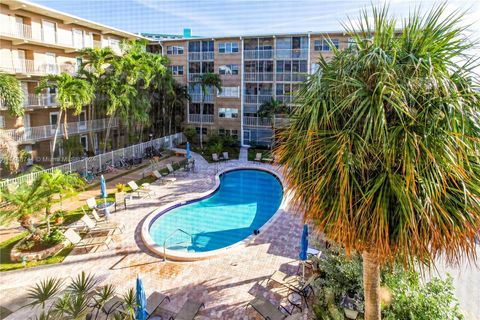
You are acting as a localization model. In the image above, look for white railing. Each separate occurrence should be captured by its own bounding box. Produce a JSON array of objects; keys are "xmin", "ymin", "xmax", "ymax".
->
[
  {"xmin": 189, "ymin": 93, "xmax": 214, "ymax": 103},
  {"xmin": 275, "ymin": 49, "xmax": 309, "ymax": 59},
  {"xmin": 243, "ymin": 72, "xmax": 274, "ymax": 82},
  {"xmin": 244, "ymin": 94, "xmax": 273, "ymax": 104},
  {"xmin": 188, "ymin": 114, "xmax": 214, "ymax": 124},
  {"xmin": 188, "ymin": 73, "xmax": 202, "ymax": 81},
  {"xmin": 244, "ymin": 50, "xmax": 273, "ymax": 60},
  {"xmin": 276, "ymin": 95, "xmax": 294, "ymax": 103},
  {"xmin": 276, "ymin": 72, "xmax": 308, "ymax": 82},
  {"xmin": 187, "ymin": 52, "xmax": 214, "ymax": 61},
  {"xmin": 0, "ymin": 59, "xmax": 77, "ymax": 76},
  {"xmin": 273, "ymin": 115, "xmax": 290, "ymax": 128},
  {"xmin": 243, "ymin": 116, "xmax": 272, "ymax": 127},
  {"xmin": 0, "ymin": 118, "xmax": 118, "ymax": 143},
  {"xmin": 0, "ymin": 132, "xmax": 185, "ymax": 189},
  {"xmin": 0, "ymin": 22, "xmax": 73, "ymax": 47},
  {"xmin": 23, "ymin": 93, "xmax": 57, "ymax": 107}
]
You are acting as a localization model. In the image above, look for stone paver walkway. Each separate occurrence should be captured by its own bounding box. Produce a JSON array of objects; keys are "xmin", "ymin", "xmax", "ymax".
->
[{"xmin": 239, "ymin": 147, "xmax": 249, "ymax": 162}]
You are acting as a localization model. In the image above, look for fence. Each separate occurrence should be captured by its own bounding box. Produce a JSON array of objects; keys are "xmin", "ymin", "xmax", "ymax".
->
[{"xmin": 0, "ymin": 132, "xmax": 185, "ymax": 189}]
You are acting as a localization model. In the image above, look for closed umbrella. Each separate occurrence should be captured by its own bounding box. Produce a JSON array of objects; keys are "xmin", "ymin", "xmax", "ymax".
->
[
  {"xmin": 186, "ymin": 142, "xmax": 191, "ymax": 160},
  {"xmin": 100, "ymin": 175, "xmax": 110, "ymax": 219},
  {"xmin": 136, "ymin": 274, "xmax": 148, "ymax": 320},
  {"xmin": 299, "ymin": 224, "xmax": 309, "ymax": 281}
]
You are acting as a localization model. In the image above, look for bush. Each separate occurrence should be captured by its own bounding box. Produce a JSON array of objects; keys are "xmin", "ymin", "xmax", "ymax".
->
[
  {"xmin": 116, "ymin": 183, "xmax": 126, "ymax": 192},
  {"xmin": 42, "ymin": 228, "xmax": 65, "ymax": 247},
  {"xmin": 184, "ymin": 127, "xmax": 196, "ymax": 143}
]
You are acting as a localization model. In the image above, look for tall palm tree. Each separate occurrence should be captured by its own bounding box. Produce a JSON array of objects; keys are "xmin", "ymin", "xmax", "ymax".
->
[
  {"xmin": 194, "ymin": 73, "xmax": 222, "ymax": 149},
  {"xmin": 0, "ymin": 133, "xmax": 19, "ymax": 176},
  {"xmin": 275, "ymin": 5, "xmax": 480, "ymax": 320},
  {"xmin": 36, "ymin": 73, "xmax": 93, "ymax": 165},
  {"xmin": 0, "ymin": 72, "xmax": 24, "ymax": 116}
]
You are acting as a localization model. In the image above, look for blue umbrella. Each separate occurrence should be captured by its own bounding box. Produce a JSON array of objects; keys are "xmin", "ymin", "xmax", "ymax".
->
[
  {"xmin": 100, "ymin": 175, "xmax": 110, "ymax": 219},
  {"xmin": 186, "ymin": 142, "xmax": 191, "ymax": 160},
  {"xmin": 299, "ymin": 224, "xmax": 309, "ymax": 280},
  {"xmin": 135, "ymin": 275, "xmax": 148, "ymax": 320}
]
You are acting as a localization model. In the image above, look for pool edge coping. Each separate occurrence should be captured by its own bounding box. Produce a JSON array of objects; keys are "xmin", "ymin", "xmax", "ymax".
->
[{"xmin": 140, "ymin": 164, "xmax": 290, "ymax": 262}]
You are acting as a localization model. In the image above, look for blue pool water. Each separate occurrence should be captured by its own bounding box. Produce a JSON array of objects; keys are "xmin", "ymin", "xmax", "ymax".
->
[{"xmin": 149, "ymin": 169, "xmax": 283, "ymax": 253}]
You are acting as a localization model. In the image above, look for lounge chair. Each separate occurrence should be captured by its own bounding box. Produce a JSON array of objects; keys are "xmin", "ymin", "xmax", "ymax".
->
[
  {"xmin": 91, "ymin": 209, "xmax": 125, "ymax": 232},
  {"xmin": 114, "ymin": 192, "xmax": 127, "ymax": 211},
  {"xmin": 81, "ymin": 214, "xmax": 121, "ymax": 235},
  {"xmin": 152, "ymin": 170, "xmax": 176, "ymax": 183},
  {"xmin": 168, "ymin": 299, "xmax": 204, "ymax": 320},
  {"xmin": 212, "ymin": 153, "xmax": 219, "ymax": 162},
  {"xmin": 127, "ymin": 181, "xmax": 154, "ymax": 198},
  {"xmin": 222, "ymin": 152, "xmax": 229, "ymax": 161},
  {"xmin": 254, "ymin": 153, "xmax": 262, "ymax": 162},
  {"xmin": 248, "ymin": 296, "xmax": 302, "ymax": 320},
  {"xmin": 86, "ymin": 197, "xmax": 97, "ymax": 210},
  {"xmin": 269, "ymin": 271, "xmax": 317, "ymax": 306},
  {"xmin": 64, "ymin": 228, "xmax": 113, "ymax": 253}
]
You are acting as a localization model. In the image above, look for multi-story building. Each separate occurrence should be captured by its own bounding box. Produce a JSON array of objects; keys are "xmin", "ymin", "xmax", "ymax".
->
[
  {"xmin": 0, "ymin": 0, "xmax": 143, "ymax": 163},
  {"xmin": 151, "ymin": 31, "xmax": 350, "ymax": 146}
]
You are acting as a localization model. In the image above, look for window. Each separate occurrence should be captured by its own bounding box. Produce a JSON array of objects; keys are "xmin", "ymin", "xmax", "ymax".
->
[
  {"xmin": 218, "ymin": 108, "xmax": 239, "ymax": 118},
  {"xmin": 0, "ymin": 115, "xmax": 4, "ymax": 128},
  {"xmin": 195, "ymin": 127, "xmax": 207, "ymax": 134},
  {"xmin": 219, "ymin": 42, "xmax": 239, "ymax": 53},
  {"xmin": 314, "ymin": 39, "xmax": 340, "ymax": 51},
  {"xmin": 219, "ymin": 128, "xmax": 239, "ymax": 139},
  {"xmin": 169, "ymin": 65, "xmax": 184, "ymax": 75},
  {"xmin": 219, "ymin": 64, "xmax": 239, "ymax": 75},
  {"xmin": 311, "ymin": 63, "xmax": 319, "ymax": 73},
  {"xmin": 166, "ymin": 45, "xmax": 184, "ymax": 55},
  {"xmin": 202, "ymin": 40, "xmax": 214, "ymax": 52},
  {"xmin": 217, "ymin": 86, "xmax": 239, "ymax": 98}
]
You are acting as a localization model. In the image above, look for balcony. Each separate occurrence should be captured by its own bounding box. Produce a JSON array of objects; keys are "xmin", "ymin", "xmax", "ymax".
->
[
  {"xmin": 276, "ymin": 72, "xmax": 308, "ymax": 82},
  {"xmin": 189, "ymin": 93, "xmax": 215, "ymax": 103},
  {"xmin": 275, "ymin": 49, "xmax": 308, "ymax": 59},
  {"xmin": 188, "ymin": 114, "xmax": 214, "ymax": 124},
  {"xmin": 22, "ymin": 93, "xmax": 57, "ymax": 108},
  {"xmin": 0, "ymin": 59, "xmax": 77, "ymax": 76},
  {"xmin": 0, "ymin": 118, "xmax": 118, "ymax": 143},
  {"xmin": 243, "ymin": 116, "xmax": 272, "ymax": 127},
  {"xmin": 188, "ymin": 73, "xmax": 203, "ymax": 82},
  {"xmin": 1, "ymin": 22, "xmax": 74, "ymax": 49},
  {"xmin": 187, "ymin": 52, "xmax": 214, "ymax": 61},
  {"xmin": 243, "ymin": 73, "xmax": 274, "ymax": 82},
  {"xmin": 244, "ymin": 94, "xmax": 273, "ymax": 104},
  {"xmin": 243, "ymin": 50, "xmax": 273, "ymax": 60},
  {"xmin": 276, "ymin": 95, "xmax": 294, "ymax": 104}
]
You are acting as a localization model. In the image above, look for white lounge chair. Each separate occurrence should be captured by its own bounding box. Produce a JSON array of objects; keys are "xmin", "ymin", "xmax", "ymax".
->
[
  {"xmin": 91, "ymin": 209, "xmax": 125, "ymax": 233},
  {"xmin": 222, "ymin": 152, "xmax": 229, "ymax": 161},
  {"xmin": 86, "ymin": 197, "xmax": 97, "ymax": 210},
  {"xmin": 64, "ymin": 228, "xmax": 113, "ymax": 253},
  {"xmin": 212, "ymin": 153, "xmax": 219, "ymax": 162},
  {"xmin": 127, "ymin": 181, "xmax": 154, "ymax": 198},
  {"xmin": 114, "ymin": 192, "xmax": 127, "ymax": 211},
  {"xmin": 254, "ymin": 153, "xmax": 262, "ymax": 162},
  {"xmin": 80, "ymin": 214, "xmax": 121, "ymax": 235},
  {"xmin": 152, "ymin": 170, "xmax": 176, "ymax": 183}
]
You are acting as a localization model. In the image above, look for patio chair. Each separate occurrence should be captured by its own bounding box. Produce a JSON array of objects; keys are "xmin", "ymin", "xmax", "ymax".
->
[
  {"xmin": 63, "ymin": 228, "xmax": 113, "ymax": 253},
  {"xmin": 248, "ymin": 295, "xmax": 302, "ymax": 320},
  {"xmin": 152, "ymin": 170, "xmax": 176, "ymax": 183},
  {"xmin": 269, "ymin": 271, "xmax": 317, "ymax": 306},
  {"xmin": 254, "ymin": 153, "xmax": 262, "ymax": 162},
  {"xmin": 114, "ymin": 192, "xmax": 127, "ymax": 211},
  {"xmin": 223, "ymin": 152, "xmax": 229, "ymax": 161},
  {"xmin": 80, "ymin": 214, "xmax": 120, "ymax": 235},
  {"xmin": 212, "ymin": 153, "xmax": 219, "ymax": 162},
  {"xmin": 127, "ymin": 181, "xmax": 154, "ymax": 198},
  {"xmin": 168, "ymin": 299, "xmax": 205, "ymax": 320},
  {"xmin": 86, "ymin": 197, "xmax": 97, "ymax": 210},
  {"xmin": 91, "ymin": 209, "xmax": 125, "ymax": 233}
]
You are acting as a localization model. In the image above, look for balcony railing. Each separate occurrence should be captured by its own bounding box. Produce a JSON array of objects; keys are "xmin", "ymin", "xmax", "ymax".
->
[
  {"xmin": 0, "ymin": 59, "xmax": 77, "ymax": 76},
  {"xmin": 243, "ymin": 116, "xmax": 272, "ymax": 127},
  {"xmin": 276, "ymin": 95, "xmax": 294, "ymax": 104},
  {"xmin": 189, "ymin": 93, "xmax": 215, "ymax": 103},
  {"xmin": 1, "ymin": 22, "xmax": 73, "ymax": 47},
  {"xmin": 275, "ymin": 49, "xmax": 309, "ymax": 59},
  {"xmin": 0, "ymin": 118, "xmax": 118, "ymax": 143},
  {"xmin": 244, "ymin": 50, "xmax": 273, "ymax": 60},
  {"xmin": 276, "ymin": 72, "xmax": 308, "ymax": 82},
  {"xmin": 244, "ymin": 94, "xmax": 273, "ymax": 104},
  {"xmin": 188, "ymin": 73, "xmax": 203, "ymax": 82},
  {"xmin": 243, "ymin": 72, "xmax": 274, "ymax": 82},
  {"xmin": 22, "ymin": 93, "xmax": 57, "ymax": 108},
  {"xmin": 93, "ymin": 40, "xmax": 102, "ymax": 48},
  {"xmin": 188, "ymin": 52, "xmax": 214, "ymax": 61},
  {"xmin": 188, "ymin": 114, "xmax": 214, "ymax": 124}
]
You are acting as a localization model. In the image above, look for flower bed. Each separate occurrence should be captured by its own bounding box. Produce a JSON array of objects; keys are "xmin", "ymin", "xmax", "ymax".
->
[{"xmin": 10, "ymin": 237, "xmax": 70, "ymax": 262}]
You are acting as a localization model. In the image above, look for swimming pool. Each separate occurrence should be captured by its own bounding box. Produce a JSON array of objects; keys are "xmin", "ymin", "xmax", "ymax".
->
[{"xmin": 145, "ymin": 169, "xmax": 283, "ymax": 259}]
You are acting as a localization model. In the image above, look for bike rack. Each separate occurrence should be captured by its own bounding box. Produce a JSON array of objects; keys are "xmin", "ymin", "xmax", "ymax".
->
[{"xmin": 163, "ymin": 228, "xmax": 193, "ymax": 262}]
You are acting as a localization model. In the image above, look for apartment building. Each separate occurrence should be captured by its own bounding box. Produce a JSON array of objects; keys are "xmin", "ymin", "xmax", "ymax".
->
[
  {"xmin": 152, "ymin": 31, "xmax": 350, "ymax": 146},
  {"xmin": 0, "ymin": 0, "xmax": 142, "ymax": 163}
]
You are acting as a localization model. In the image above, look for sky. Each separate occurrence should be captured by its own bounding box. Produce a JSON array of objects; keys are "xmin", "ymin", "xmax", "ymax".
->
[{"xmin": 30, "ymin": 0, "xmax": 480, "ymax": 38}]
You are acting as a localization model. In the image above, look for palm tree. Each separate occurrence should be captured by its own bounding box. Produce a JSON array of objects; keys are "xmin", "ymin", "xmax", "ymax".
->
[
  {"xmin": 35, "ymin": 73, "xmax": 93, "ymax": 165},
  {"xmin": 275, "ymin": 5, "xmax": 480, "ymax": 320},
  {"xmin": 194, "ymin": 73, "xmax": 222, "ymax": 149},
  {"xmin": 0, "ymin": 133, "xmax": 19, "ymax": 176},
  {"xmin": 0, "ymin": 72, "xmax": 24, "ymax": 116}
]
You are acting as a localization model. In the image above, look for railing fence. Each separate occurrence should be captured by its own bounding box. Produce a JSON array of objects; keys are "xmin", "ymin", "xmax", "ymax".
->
[{"xmin": 0, "ymin": 132, "xmax": 185, "ymax": 189}]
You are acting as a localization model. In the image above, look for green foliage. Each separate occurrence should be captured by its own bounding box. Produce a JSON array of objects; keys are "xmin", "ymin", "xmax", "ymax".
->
[
  {"xmin": 258, "ymin": 99, "xmax": 289, "ymax": 120},
  {"xmin": 41, "ymin": 228, "xmax": 65, "ymax": 247},
  {"xmin": 183, "ymin": 127, "xmax": 197, "ymax": 143},
  {"xmin": 382, "ymin": 272, "xmax": 463, "ymax": 320},
  {"xmin": 0, "ymin": 72, "xmax": 24, "ymax": 116}
]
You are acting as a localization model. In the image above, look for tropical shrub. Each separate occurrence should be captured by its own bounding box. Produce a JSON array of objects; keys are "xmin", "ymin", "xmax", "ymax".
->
[{"xmin": 183, "ymin": 127, "xmax": 197, "ymax": 143}]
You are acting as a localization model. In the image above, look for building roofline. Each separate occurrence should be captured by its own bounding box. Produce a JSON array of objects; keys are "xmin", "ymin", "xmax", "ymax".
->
[
  {"xmin": 2, "ymin": 0, "xmax": 148, "ymax": 40},
  {"xmin": 149, "ymin": 30, "xmax": 349, "ymax": 43}
]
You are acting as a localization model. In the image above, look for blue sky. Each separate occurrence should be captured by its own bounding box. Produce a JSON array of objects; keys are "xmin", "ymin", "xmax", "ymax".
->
[{"xmin": 31, "ymin": 0, "xmax": 480, "ymax": 37}]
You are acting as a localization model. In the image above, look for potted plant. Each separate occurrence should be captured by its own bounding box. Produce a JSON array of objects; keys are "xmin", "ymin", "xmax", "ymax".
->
[
  {"xmin": 116, "ymin": 183, "xmax": 126, "ymax": 192},
  {"xmin": 53, "ymin": 210, "xmax": 66, "ymax": 225}
]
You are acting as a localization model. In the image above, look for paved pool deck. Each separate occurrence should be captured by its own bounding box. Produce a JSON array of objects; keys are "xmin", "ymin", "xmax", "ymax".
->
[{"xmin": 0, "ymin": 149, "xmax": 478, "ymax": 319}]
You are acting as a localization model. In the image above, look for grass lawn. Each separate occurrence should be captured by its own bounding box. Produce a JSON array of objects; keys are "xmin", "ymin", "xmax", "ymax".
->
[{"xmin": 248, "ymin": 148, "xmax": 273, "ymax": 161}]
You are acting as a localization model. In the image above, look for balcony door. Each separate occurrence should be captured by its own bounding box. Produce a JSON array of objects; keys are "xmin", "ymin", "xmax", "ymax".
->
[
  {"xmin": 21, "ymin": 82, "xmax": 28, "ymax": 106},
  {"xmin": 23, "ymin": 113, "xmax": 32, "ymax": 141},
  {"xmin": 50, "ymin": 111, "xmax": 59, "ymax": 135},
  {"xmin": 45, "ymin": 52, "xmax": 56, "ymax": 74},
  {"xmin": 73, "ymin": 29, "xmax": 83, "ymax": 49},
  {"xmin": 15, "ymin": 16, "xmax": 24, "ymax": 38},
  {"xmin": 80, "ymin": 135, "xmax": 88, "ymax": 151},
  {"xmin": 17, "ymin": 49, "xmax": 26, "ymax": 73},
  {"xmin": 78, "ymin": 111, "xmax": 87, "ymax": 130},
  {"xmin": 42, "ymin": 20, "xmax": 56, "ymax": 44}
]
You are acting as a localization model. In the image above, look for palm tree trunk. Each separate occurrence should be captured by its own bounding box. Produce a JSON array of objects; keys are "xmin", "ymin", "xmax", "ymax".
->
[
  {"xmin": 363, "ymin": 251, "xmax": 381, "ymax": 320},
  {"xmin": 50, "ymin": 109, "xmax": 63, "ymax": 166},
  {"xmin": 19, "ymin": 215, "xmax": 35, "ymax": 235},
  {"xmin": 87, "ymin": 102, "xmax": 94, "ymax": 154},
  {"xmin": 104, "ymin": 115, "xmax": 115, "ymax": 153},
  {"xmin": 199, "ymin": 100, "xmax": 204, "ymax": 149}
]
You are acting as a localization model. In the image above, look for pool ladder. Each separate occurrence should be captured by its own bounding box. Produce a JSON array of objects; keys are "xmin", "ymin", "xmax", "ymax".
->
[{"xmin": 163, "ymin": 228, "xmax": 193, "ymax": 262}]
